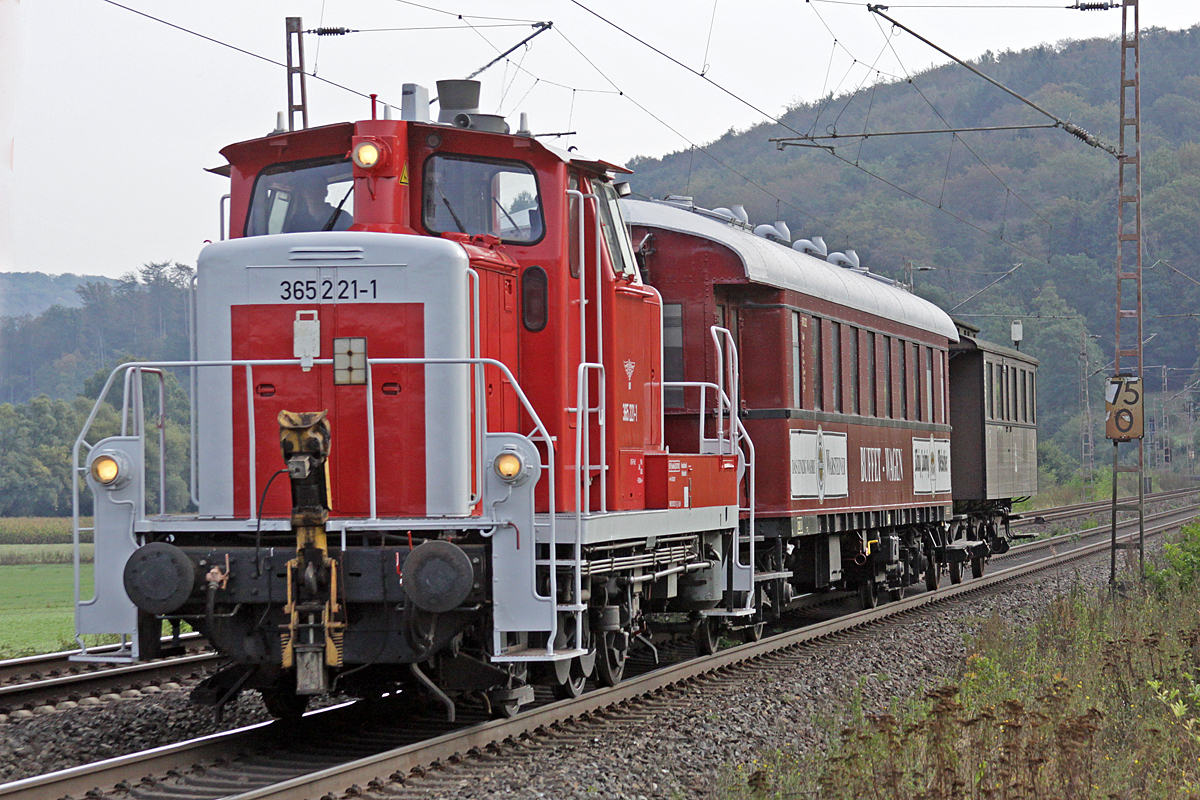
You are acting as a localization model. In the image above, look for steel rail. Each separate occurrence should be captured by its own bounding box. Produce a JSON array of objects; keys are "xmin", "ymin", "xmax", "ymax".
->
[
  {"xmin": 6, "ymin": 502, "xmax": 1193, "ymax": 800},
  {"xmin": 0, "ymin": 653, "xmax": 219, "ymax": 712},
  {"xmin": 1012, "ymin": 486, "xmax": 1195, "ymax": 527},
  {"xmin": 212, "ymin": 505, "xmax": 1200, "ymax": 800},
  {"xmin": 0, "ymin": 633, "xmax": 204, "ymax": 684}
]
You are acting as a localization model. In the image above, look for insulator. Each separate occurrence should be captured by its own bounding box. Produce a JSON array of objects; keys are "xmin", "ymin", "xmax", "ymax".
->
[
  {"xmin": 1073, "ymin": 2, "xmax": 1114, "ymax": 10},
  {"xmin": 310, "ymin": 27, "xmax": 351, "ymax": 36}
]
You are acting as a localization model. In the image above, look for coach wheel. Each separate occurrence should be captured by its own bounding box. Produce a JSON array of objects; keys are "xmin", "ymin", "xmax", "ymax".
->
[
  {"xmin": 595, "ymin": 629, "xmax": 628, "ymax": 687},
  {"xmin": 949, "ymin": 559, "xmax": 963, "ymax": 585},
  {"xmin": 858, "ymin": 578, "xmax": 879, "ymax": 610},
  {"xmin": 971, "ymin": 556, "xmax": 985, "ymax": 580},
  {"xmin": 741, "ymin": 583, "xmax": 768, "ymax": 643},
  {"xmin": 695, "ymin": 616, "xmax": 720, "ymax": 655},
  {"xmin": 925, "ymin": 555, "xmax": 940, "ymax": 592}
]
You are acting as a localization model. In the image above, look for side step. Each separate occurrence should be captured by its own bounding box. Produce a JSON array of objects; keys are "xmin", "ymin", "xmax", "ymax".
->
[{"xmin": 944, "ymin": 540, "xmax": 989, "ymax": 562}]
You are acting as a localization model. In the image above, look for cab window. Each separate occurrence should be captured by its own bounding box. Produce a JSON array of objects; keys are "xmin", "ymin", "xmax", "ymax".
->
[
  {"xmin": 594, "ymin": 182, "xmax": 639, "ymax": 280},
  {"xmin": 423, "ymin": 154, "xmax": 543, "ymax": 243},
  {"xmin": 246, "ymin": 157, "xmax": 354, "ymax": 236}
]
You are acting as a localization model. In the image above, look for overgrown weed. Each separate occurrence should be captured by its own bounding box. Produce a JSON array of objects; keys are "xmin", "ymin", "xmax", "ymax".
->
[{"xmin": 722, "ymin": 521, "xmax": 1200, "ymax": 799}]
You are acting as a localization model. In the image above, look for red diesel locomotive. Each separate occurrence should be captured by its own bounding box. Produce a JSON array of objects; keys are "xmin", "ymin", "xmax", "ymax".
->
[{"xmin": 71, "ymin": 79, "xmax": 1035, "ymax": 719}]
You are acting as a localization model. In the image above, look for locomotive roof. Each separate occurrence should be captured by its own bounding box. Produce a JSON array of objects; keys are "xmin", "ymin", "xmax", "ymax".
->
[{"xmin": 622, "ymin": 199, "xmax": 959, "ymax": 343}]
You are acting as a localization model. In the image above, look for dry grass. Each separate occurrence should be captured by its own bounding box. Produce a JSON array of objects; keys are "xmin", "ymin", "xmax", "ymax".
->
[
  {"xmin": 0, "ymin": 517, "xmax": 92, "ymax": 545},
  {"xmin": 722, "ymin": 523, "xmax": 1200, "ymax": 799}
]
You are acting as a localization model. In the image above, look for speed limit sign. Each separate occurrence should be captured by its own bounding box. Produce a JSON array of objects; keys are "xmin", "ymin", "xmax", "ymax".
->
[{"xmin": 1105, "ymin": 376, "xmax": 1144, "ymax": 440}]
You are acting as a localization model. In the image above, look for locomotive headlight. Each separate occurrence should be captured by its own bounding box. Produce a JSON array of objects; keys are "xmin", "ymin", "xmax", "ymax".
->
[
  {"xmin": 493, "ymin": 451, "xmax": 525, "ymax": 482},
  {"xmin": 90, "ymin": 452, "xmax": 128, "ymax": 489},
  {"xmin": 352, "ymin": 140, "xmax": 385, "ymax": 170}
]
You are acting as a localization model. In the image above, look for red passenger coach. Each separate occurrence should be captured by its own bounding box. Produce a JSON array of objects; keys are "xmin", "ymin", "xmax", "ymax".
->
[{"xmin": 624, "ymin": 197, "xmax": 982, "ymax": 607}]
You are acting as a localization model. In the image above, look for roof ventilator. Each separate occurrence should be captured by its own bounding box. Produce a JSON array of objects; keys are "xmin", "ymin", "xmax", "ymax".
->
[
  {"xmin": 793, "ymin": 236, "xmax": 827, "ymax": 257},
  {"xmin": 754, "ymin": 221, "xmax": 791, "ymax": 244},
  {"xmin": 827, "ymin": 249, "xmax": 861, "ymax": 270}
]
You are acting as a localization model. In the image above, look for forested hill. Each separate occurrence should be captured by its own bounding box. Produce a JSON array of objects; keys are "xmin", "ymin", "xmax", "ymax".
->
[
  {"xmin": 0, "ymin": 263, "xmax": 192, "ymax": 406},
  {"xmin": 0, "ymin": 272, "xmax": 118, "ymax": 318},
  {"xmin": 624, "ymin": 25, "xmax": 1200, "ymax": 470}
]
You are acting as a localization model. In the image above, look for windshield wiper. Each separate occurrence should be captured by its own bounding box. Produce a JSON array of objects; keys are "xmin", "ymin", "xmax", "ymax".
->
[
  {"xmin": 322, "ymin": 185, "xmax": 355, "ymax": 232},
  {"xmin": 493, "ymin": 197, "xmax": 523, "ymax": 238},
  {"xmin": 436, "ymin": 185, "xmax": 467, "ymax": 233}
]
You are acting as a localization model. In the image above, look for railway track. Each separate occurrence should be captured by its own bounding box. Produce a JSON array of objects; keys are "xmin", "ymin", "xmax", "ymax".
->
[
  {"xmin": 4, "ymin": 498, "xmax": 1194, "ymax": 800},
  {"xmin": 4, "ymin": 489, "xmax": 1186, "ymax": 718},
  {"xmin": 1011, "ymin": 485, "xmax": 1195, "ymax": 529}
]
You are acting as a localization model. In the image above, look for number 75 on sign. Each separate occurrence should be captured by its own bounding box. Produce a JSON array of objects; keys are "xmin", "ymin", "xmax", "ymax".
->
[{"xmin": 1105, "ymin": 376, "xmax": 1144, "ymax": 441}]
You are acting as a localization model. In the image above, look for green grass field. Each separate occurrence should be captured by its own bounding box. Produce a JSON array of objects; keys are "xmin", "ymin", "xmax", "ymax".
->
[{"xmin": 0, "ymin": 563, "xmax": 94, "ymax": 657}]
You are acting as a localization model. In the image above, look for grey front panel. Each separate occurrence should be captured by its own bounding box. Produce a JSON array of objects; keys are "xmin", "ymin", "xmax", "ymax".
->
[
  {"xmin": 195, "ymin": 232, "xmax": 472, "ymax": 517},
  {"xmin": 984, "ymin": 422, "xmax": 1038, "ymax": 499}
]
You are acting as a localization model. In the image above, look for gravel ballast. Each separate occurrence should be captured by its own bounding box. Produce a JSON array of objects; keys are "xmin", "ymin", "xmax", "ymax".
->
[{"xmin": 0, "ymin": 547, "xmax": 1153, "ymax": 796}]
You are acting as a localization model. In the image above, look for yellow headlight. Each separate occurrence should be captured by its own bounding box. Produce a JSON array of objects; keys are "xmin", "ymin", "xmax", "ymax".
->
[
  {"xmin": 91, "ymin": 455, "xmax": 121, "ymax": 486},
  {"xmin": 494, "ymin": 452, "xmax": 524, "ymax": 481},
  {"xmin": 352, "ymin": 141, "xmax": 383, "ymax": 169}
]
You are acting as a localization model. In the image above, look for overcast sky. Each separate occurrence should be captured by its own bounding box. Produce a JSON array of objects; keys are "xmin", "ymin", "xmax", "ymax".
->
[{"xmin": 1, "ymin": 0, "xmax": 1198, "ymax": 279}]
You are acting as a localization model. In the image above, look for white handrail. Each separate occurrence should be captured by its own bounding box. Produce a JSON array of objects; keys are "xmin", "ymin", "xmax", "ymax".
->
[{"xmin": 74, "ymin": 355, "xmax": 561, "ymax": 649}]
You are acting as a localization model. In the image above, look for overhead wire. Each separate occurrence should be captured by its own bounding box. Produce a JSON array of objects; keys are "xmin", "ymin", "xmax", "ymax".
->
[
  {"xmin": 568, "ymin": 0, "xmax": 1057, "ymax": 267},
  {"xmin": 866, "ymin": 10, "xmax": 1055, "ymax": 230},
  {"xmin": 554, "ymin": 27, "xmax": 905, "ymax": 255},
  {"xmin": 96, "ymin": 0, "xmax": 378, "ymax": 102}
]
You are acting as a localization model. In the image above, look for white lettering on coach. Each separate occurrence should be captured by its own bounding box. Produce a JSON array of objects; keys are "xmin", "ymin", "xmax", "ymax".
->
[
  {"xmin": 860, "ymin": 447, "xmax": 904, "ymax": 482},
  {"xmin": 622, "ymin": 403, "xmax": 638, "ymax": 422}
]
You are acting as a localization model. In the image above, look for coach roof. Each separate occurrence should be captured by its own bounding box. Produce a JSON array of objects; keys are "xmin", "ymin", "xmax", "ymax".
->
[{"xmin": 622, "ymin": 198, "xmax": 959, "ymax": 343}]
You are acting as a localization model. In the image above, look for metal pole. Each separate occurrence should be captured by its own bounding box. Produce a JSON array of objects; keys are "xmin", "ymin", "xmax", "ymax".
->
[
  {"xmin": 286, "ymin": 17, "xmax": 309, "ymax": 131},
  {"xmin": 1111, "ymin": 0, "xmax": 1144, "ymax": 583}
]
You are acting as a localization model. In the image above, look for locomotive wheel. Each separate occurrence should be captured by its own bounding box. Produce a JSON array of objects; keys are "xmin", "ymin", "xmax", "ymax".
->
[
  {"xmin": 696, "ymin": 616, "xmax": 720, "ymax": 655},
  {"xmin": 595, "ymin": 630, "xmax": 628, "ymax": 686},
  {"xmin": 858, "ymin": 579, "xmax": 879, "ymax": 609},
  {"xmin": 949, "ymin": 559, "xmax": 963, "ymax": 585},
  {"xmin": 924, "ymin": 556, "xmax": 940, "ymax": 592},
  {"xmin": 551, "ymin": 663, "xmax": 587, "ymax": 699},
  {"xmin": 494, "ymin": 696, "xmax": 524, "ymax": 718},
  {"xmin": 741, "ymin": 618, "xmax": 765, "ymax": 643},
  {"xmin": 971, "ymin": 556, "xmax": 985, "ymax": 580},
  {"xmin": 550, "ymin": 615, "xmax": 592, "ymax": 699},
  {"xmin": 261, "ymin": 686, "xmax": 310, "ymax": 720}
]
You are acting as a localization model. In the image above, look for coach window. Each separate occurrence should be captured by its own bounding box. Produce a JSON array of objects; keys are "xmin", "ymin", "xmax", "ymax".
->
[
  {"xmin": 848, "ymin": 326, "xmax": 860, "ymax": 414},
  {"xmin": 1011, "ymin": 366, "xmax": 1019, "ymax": 423},
  {"xmin": 925, "ymin": 346, "xmax": 934, "ymax": 423},
  {"xmin": 664, "ymin": 304, "xmax": 684, "ymax": 408},
  {"xmin": 830, "ymin": 321, "xmax": 842, "ymax": 413},
  {"xmin": 1031, "ymin": 373, "xmax": 1037, "ymax": 422},
  {"xmin": 912, "ymin": 343, "xmax": 922, "ymax": 422},
  {"xmin": 812, "ymin": 317, "xmax": 824, "ymax": 411},
  {"xmin": 883, "ymin": 336, "xmax": 893, "ymax": 418},
  {"xmin": 791, "ymin": 311, "xmax": 803, "ymax": 409},
  {"xmin": 1001, "ymin": 364, "xmax": 1010, "ymax": 421},
  {"xmin": 986, "ymin": 362, "xmax": 994, "ymax": 420},
  {"xmin": 898, "ymin": 339, "xmax": 908, "ymax": 419},
  {"xmin": 866, "ymin": 333, "xmax": 876, "ymax": 417}
]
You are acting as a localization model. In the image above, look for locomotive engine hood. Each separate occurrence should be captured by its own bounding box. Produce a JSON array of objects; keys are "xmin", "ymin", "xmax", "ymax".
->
[{"xmin": 193, "ymin": 230, "xmax": 474, "ymax": 520}]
